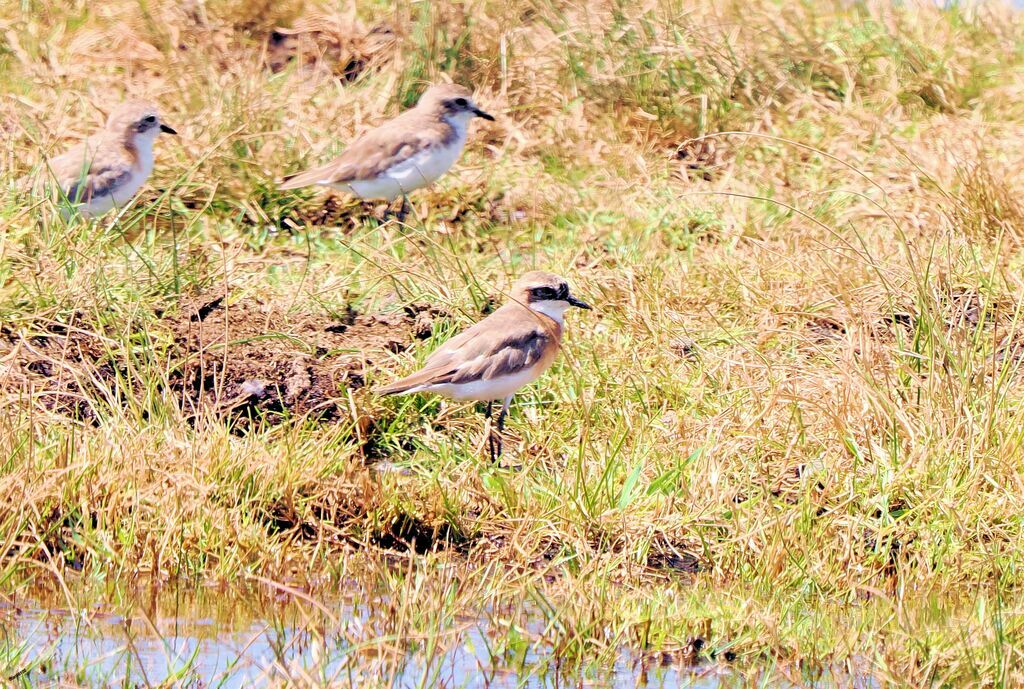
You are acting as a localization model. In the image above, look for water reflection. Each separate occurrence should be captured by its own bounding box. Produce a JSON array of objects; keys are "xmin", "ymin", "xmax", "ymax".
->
[{"xmin": 1, "ymin": 581, "xmax": 738, "ymax": 688}]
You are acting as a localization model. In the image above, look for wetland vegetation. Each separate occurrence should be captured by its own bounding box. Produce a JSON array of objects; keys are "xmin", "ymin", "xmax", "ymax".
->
[{"xmin": 2, "ymin": 0, "xmax": 1024, "ymax": 686}]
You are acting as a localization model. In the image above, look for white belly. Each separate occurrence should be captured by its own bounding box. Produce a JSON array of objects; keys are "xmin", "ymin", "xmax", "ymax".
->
[
  {"xmin": 339, "ymin": 139, "xmax": 466, "ymax": 202},
  {"xmin": 111, "ymin": 167, "xmax": 149, "ymax": 205},
  {"xmin": 413, "ymin": 365, "xmax": 546, "ymax": 402},
  {"xmin": 77, "ymin": 166, "xmax": 150, "ymax": 218}
]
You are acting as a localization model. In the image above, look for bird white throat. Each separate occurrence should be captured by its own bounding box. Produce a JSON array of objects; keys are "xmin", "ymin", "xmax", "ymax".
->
[
  {"xmin": 528, "ymin": 299, "xmax": 571, "ymax": 325},
  {"xmin": 106, "ymin": 128, "xmax": 160, "ymax": 209},
  {"xmin": 75, "ymin": 132, "xmax": 157, "ymax": 217}
]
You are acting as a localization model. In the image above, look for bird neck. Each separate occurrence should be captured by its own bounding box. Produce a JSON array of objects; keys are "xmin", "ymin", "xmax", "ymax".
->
[
  {"xmin": 440, "ymin": 109, "xmax": 474, "ymax": 143},
  {"xmin": 527, "ymin": 300, "xmax": 570, "ymax": 326},
  {"xmin": 124, "ymin": 130, "xmax": 158, "ymax": 171}
]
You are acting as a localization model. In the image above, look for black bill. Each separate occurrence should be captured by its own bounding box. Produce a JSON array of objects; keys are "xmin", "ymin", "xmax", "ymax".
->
[
  {"xmin": 473, "ymin": 108, "xmax": 496, "ymax": 121},
  {"xmin": 567, "ymin": 295, "xmax": 592, "ymax": 310},
  {"xmin": 160, "ymin": 123, "xmax": 178, "ymax": 135}
]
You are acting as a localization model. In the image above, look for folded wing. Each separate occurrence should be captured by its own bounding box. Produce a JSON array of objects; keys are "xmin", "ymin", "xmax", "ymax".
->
[
  {"xmin": 62, "ymin": 164, "xmax": 134, "ymax": 204},
  {"xmin": 279, "ymin": 112, "xmax": 445, "ymax": 189},
  {"xmin": 376, "ymin": 312, "xmax": 555, "ymax": 395},
  {"xmin": 50, "ymin": 139, "xmax": 134, "ymax": 204}
]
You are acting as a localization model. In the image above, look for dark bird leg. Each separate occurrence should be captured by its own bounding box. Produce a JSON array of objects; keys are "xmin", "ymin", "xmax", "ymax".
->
[
  {"xmin": 396, "ymin": 195, "xmax": 411, "ymax": 223},
  {"xmin": 493, "ymin": 396, "xmax": 512, "ymax": 460},
  {"xmin": 496, "ymin": 398, "xmax": 509, "ymax": 431},
  {"xmin": 485, "ymin": 400, "xmax": 495, "ymax": 461}
]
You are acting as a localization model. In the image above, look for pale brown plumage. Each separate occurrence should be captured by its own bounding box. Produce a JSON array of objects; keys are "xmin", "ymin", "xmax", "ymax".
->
[
  {"xmin": 50, "ymin": 138, "xmax": 135, "ymax": 205},
  {"xmin": 375, "ymin": 271, "xmax": 591, "ymax": 459},
  {"xmin": 374, "ymin": 302, "xmax": 560, "ymax": 396},
  {"xmin": 278, "ymin": 84, "xmax": 493, "ymax": 193},
  {"xmin": 42, "ymin": 100, "xmax": 176, "ymax": 217}
]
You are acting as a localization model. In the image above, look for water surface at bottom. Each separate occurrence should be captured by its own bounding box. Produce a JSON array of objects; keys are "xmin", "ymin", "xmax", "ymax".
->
[{"xmin": 0, "ymin": 582, "xmax": 866, "ymax": 688}]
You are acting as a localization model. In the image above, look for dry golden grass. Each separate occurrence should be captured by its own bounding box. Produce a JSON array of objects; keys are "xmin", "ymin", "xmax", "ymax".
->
[{"xmin": 3, "ymin": 0, "xmax": 1024, "ymax": 686}]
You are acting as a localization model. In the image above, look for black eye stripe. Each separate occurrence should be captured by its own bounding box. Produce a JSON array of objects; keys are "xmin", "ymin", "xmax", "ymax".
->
[{"xmin": 530, "ymin": 286, "xmax": 565, "ymax": 301}]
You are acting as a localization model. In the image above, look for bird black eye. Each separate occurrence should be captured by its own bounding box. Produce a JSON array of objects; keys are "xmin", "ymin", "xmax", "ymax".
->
[
  {"xmin": 142, "ymin": 115, "xmax": 156, "ymax": 125},
  {"xmin": 454, "ymin": 98, "xmax": 468, "ymax": 108},
  {"xmin": 531, "ymin": 287, "xmax": 556, "ymax": 300}
]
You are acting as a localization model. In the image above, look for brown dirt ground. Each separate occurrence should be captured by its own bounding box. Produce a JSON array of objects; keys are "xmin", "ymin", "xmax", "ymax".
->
[
  {"xmin": 0, "ymin": 314, "xmax": 114, "ymax": 423},
  {"xmin": 264, "ymin": 13, "xmax": 397, "ymax": 81},
  {"xmin": 0, "ymin": 293, "xmax": 447, "ymax": 429}
]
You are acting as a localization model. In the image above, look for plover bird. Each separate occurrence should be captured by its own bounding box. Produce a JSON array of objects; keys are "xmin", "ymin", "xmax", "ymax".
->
[
  {"xmin": 278, "ymin": 84, "xmax": 494, "ymax": 219},
  {"xmin": 44, "ymin": 100, "xmax": 177, "ymax": 218},
  {"xmin": 375, "ymin": 271, "xmax": 591, "ymax": 459}
]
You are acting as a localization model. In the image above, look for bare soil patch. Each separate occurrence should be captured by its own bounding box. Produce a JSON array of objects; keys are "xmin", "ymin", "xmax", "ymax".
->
[
  {"xmin": 0, "ymin": 294, "xmax": 446, "ymax": 429},
  {"xmin": 0, "ymin": 314, "xmax": 115, "ymax": 424},
  {"xmin": 168, "ymin": 293, "xmax": 415, "ymax": 428}
]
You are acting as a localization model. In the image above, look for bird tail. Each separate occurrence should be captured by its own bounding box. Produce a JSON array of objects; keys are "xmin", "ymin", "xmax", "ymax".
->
[
  {"xmin": 277, "ymin": 173, "xmax": 309, "ymax": 190},
  {"xmin": 375, "ymin": 367, "xmax": 445, "ymax": 396},
  {"xmin": 278, "ymin": 164, "xmax": 332, "ymax": 190},
  {"xmin": 373, "ymin": 379, "xmax": 419, "ymax": 396}
]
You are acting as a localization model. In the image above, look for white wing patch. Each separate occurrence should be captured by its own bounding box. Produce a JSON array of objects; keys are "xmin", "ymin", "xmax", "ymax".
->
[
  {"xmin": 419, "ymin": 366, "xmax": 546, "ymax": 402},
  {"xmin": 339, "ymin": 133, "xmax": 469, "ymax": 201}
]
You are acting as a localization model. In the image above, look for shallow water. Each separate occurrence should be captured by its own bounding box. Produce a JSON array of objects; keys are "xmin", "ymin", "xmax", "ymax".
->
[
  {"xmin": 0, "ymin": 583, "xmax": 730, "ymax": 688},
  {"xmin": 0, "ymin": 582, "xmax": 877, "ymax": 688}
]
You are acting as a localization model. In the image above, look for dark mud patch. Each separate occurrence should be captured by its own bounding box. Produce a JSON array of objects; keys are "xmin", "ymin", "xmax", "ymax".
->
[
  {"xmin": 275, "ymin": 195, "xmax": 403, "ymax": 230},
  {"xmin": 646, "ymin": 540, "xmax": 703, "ymax": 575},
  {"xmin": 646, "ymin": 550, "xmax": 702, "ymax": 575},
  {"xmin": 0, "ymin": 314, "xmax": 121, "ymax": 424},
  {"xmin": 168, "ymin": 293, "xmax": 446, "ymax": 430},
  {"xmin": 277, "ymin": 191, "xmax": 512, "ymax": 231},
  {"xmin": 804, "ymin": 315, "xmax": 846, "ymax": 344},
  {"xmin": 282, "ymin": 196, "xmax": 364, "ymax": 228},
  {"xmin": 673, "ymin": 137, "xmax": 724, "ymax": 183},
  {"xmin": 370, "ymin": 513, "xmax": 469, "ymax": 555},
  {"xmin": 0, "ymin": 296, "xmax": 449, "ymax": 430},
  {"xmin": 258, "ymin": 480, "xmax": 385, "ymax": 548},
  {"xmin": 260, "ymin": 493, "xmax": 475, "ymax": 557},
  {"xmin": 638, "ymin": 637, "xmax": 707, "ymax": 670}
]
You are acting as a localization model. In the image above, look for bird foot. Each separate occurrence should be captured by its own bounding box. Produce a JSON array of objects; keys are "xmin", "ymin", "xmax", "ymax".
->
[
  {"xmin": 486, "ymin": 426, "xmax": 504, "ymax": 462},
  {"xmin": 380, "ymin": 198, "xmax": 411, "ymax": 226}
]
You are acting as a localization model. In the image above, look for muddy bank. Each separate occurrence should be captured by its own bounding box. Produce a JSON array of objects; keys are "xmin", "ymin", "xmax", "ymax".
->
[{"xmin": 0, "ymin": 293, "xmax": 446, "ymax": 428}]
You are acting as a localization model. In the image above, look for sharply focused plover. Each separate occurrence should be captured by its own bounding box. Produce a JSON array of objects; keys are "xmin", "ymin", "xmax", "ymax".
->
[{"xmin": 376, "ymin": 271, "xmax": 591, "ymax": 458}]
